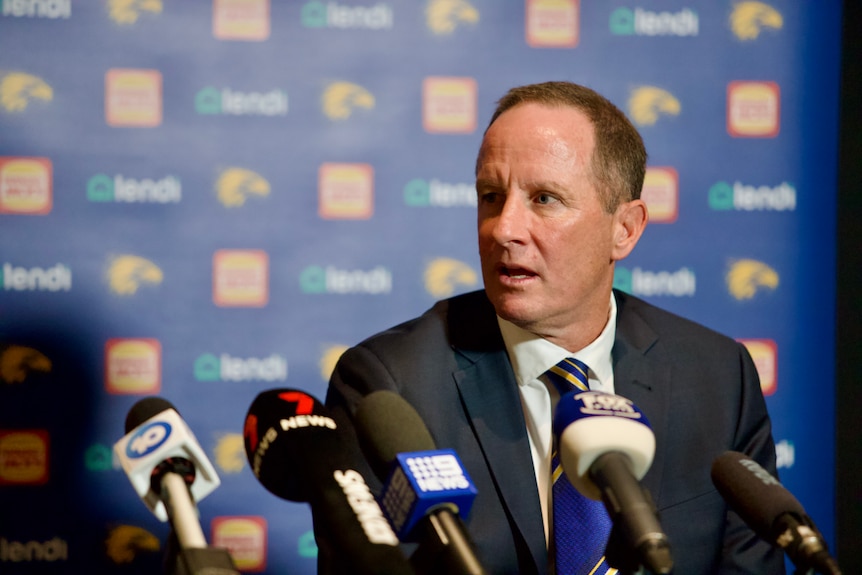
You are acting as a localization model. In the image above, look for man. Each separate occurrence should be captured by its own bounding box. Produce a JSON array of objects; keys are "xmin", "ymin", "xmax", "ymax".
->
[{"xmin": 319, "ymin": 81, "xmax": 784, "ymax": 574}]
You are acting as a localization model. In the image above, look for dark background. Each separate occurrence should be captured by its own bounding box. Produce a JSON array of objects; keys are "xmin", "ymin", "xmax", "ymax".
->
[{"xmin": 836, "ymin": 0, "xmax": 860, "ymax": 570}]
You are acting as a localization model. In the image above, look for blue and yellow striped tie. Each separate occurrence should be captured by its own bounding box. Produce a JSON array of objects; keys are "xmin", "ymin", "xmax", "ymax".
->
[{"xmin": 547, "ymin": 358, "xmax": 616, "ymax": 575}]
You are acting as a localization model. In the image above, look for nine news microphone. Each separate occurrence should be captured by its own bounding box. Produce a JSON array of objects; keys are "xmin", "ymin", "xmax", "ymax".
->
[
  {"xmin": 353, "ymin": 390, "xmax": 488, "ymax": 575},
  {"xmin": 242, "ymin": 388, "xmax": 414, "ymax": 575},
  {"xmin": 711, "ymin": 451, "xmax": 842, "ymax": 575},
  {"xmin": 554, "ymin": 390, "xmax": 672, "ymax": 575},
  {"xmin": 114, "ymin": 396, "xmax": 240, "ymax": 575}
]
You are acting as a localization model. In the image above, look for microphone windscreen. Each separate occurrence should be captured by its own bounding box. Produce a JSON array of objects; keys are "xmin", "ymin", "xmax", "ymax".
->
[
  {"xmin": 353, "ymin": 390, "xmax": 436, "ymax": 480},
  {"xmin": 125, "ymin": 396, "xmax": 175, "ymax": 433},
  {"xmin": 244, "ymin": 388, "xmax": 343, "ymax": 502},
  {"xmin": 710, "ymin": 450, "xmax": 804, "ymax": 538},
  {"xmin": 243, "ymin": 389, "xmax": 414, "ymax": 574}
]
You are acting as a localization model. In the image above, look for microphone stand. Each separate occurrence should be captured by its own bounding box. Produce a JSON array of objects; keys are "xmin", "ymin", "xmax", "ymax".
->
[
  {"xmin": 776, "ymin": 514, "xmax": 843, "ymax": 575},
  {"xmin": 160, "ymin": 471, "xmax": 241, "ymax": 575},
  {"xmin": 407, "ymin": 506, "xmax": 488, "ymax": 575}
]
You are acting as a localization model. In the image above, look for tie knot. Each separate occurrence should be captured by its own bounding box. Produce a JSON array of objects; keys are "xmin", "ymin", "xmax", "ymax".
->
[{"xmin": 546, "ymin": 357, "xmax": 590, "ymax": 395}]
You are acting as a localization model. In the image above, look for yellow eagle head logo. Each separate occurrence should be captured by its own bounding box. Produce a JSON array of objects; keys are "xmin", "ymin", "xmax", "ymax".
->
[
  {"xmin": 214, "ymin": 433, "xmax": 246, "ymax": 473},
  {"xmin": 107, "ymin": 255, "xmax": 163, "ymax": 295},
  {"xmin": 320, "ymin": 344, "xmax": 349, "ymax": 381},
  {"xmin": 0, "ymin": 72, "xmax": 53, "ymax": 112},
  {"xmin": 426, "ymin": 0, "xmax": 479, "ymax": 35},
  {"xmin": 108, "ymin": 0, "xmax": 163, "ymax": 25},
  {"xmin": 105, "ymin": 525, "xmax": 160, "ymax": 564},
  {"xmin": 628, "ymin": 86, "xmax": 681, "ymax": 126},
  {"xmin": 0, "ymin": 345, "xmax": 52, "ymax": 384},
  {"xmin": 730, "ymin": 2, "xmax": 783, "ymax": 40},
  {"xmin": 216, "ymin": 167, "xmax": 270, "ymax": 207},
  {"xmin": 322, "ymin": 82, "xmax": 375, "ymax": 120},
  {"xmin": 727, "ymin": 258, "xmax": 779, "ymax": 300},
  {"xmin": 425, "ymin": 258, "xmax": 478, "ymax": 299}
]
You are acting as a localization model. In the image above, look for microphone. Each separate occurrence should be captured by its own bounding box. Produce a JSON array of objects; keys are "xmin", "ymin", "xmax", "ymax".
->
[
  {"xmin": 114, "ymin": 396, "xmax": 239, "ymax": 575},
  {"xmin": 242, "ymin": 388, "xmax": 413, "ymax": 575},
  {"xmin": 711, "ymin": 451, "xmax": 842, "ymax": 575},
  {"xmin": 553, "ymin": 390, "xmax": 672, "ymax": 575},
  {"xmin": 353, "ymin": 390, "xmax": 487, "ymax": 575}
]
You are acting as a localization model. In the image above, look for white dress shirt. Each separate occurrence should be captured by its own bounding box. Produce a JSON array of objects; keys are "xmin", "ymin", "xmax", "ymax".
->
[{"xmin": 496, "ymin": 293, "xmax": 618, "ymax": 545}]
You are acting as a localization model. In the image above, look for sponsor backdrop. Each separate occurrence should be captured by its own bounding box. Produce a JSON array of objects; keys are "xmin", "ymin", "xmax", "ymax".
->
[{"xmin": 0, "ymin": 1, "xmax": 843, "ymax": 573}]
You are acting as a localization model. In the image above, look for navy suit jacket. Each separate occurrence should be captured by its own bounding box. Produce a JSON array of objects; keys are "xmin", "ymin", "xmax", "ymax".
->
[{"xmin": 320, "ymin": 289, "xmax": 785, "ymax": 574}]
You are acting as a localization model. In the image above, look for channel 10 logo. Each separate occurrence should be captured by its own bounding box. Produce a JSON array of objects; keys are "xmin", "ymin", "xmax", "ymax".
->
[{"xmin": 125, "ymin": 421, "xmax": 172, "ymax": 459}]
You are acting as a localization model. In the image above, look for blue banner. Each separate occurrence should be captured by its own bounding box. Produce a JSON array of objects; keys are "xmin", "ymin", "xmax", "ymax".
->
[{"xmin": 0, "ymin": 1, "xmax": 842, "ymax": 573}]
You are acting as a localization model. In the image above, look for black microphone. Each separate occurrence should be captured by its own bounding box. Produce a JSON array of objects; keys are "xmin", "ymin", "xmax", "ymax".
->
[
  {"xmin": 242, "ymin": 388, "xmax": 414, "ymax": 575},
  {"xmin": 115, "ymin": 397, "xmax": 240, "ymax": 575},
  {"xmin": 553, "ymin": 390, "xmax": 672, "ymax": 575},
  {"xmin": 353, "ymin": 390, "xmax": 488, "ymax": 575},
  {"xmin": 711, "ymin": 451, "xmax": 842, "ymax": 575}
]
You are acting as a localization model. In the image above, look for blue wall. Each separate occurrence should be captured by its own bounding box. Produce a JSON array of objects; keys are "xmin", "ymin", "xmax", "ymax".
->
[{"xmin": 0, "ymin": 1, "xmax": 843, "ymax": 573}]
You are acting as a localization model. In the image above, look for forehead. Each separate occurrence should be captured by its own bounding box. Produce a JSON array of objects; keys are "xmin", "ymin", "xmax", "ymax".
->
[{"xmin": 477, "ymin": 103, "xmax": 595, "ymax": 174}]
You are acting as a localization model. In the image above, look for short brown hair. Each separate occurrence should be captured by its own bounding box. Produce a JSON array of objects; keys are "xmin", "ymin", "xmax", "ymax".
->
[{"xmin": 481, "ymin": 81, "xmax": 647, "ymax": 213}]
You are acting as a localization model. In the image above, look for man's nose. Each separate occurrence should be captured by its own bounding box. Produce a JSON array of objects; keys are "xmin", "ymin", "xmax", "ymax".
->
[{"xmin": 491, "ymin": 194, "xmax": 529, "ymax": 245}]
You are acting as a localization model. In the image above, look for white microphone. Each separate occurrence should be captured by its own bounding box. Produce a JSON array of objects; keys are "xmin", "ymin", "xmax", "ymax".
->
[
  {"xmin": 114, "ymin": 397, "xmax": 238, "ymax": 575},
  {"xmin": 554, "ymin": 390, "xmax": 672, "ymax": 574},
  {"xmin": 114, "ymin": 397, "xmax": 220, "ymax": 524}
]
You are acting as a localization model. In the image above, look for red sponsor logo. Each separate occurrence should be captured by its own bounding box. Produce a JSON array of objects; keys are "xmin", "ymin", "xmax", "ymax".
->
[
  {"xmin": 727, "ymin": 81, "xmax": 780, "ymax": 138},
  {"xmin": 211, "ymin": 516, "xmax": 267, "ymax": 572},
  {"xmin": 105, "ymin": 338, "xmax": 162, "ymax": 394},
  {"xmin": 738, "ymin": 338, "xmax": 778, "ymax": 395},
  {"xmin": 0, "ymin": 157, "xmax": 52, "ymax": 215},
  {"xmin": 0, "ymin": 430, "xmax": 49, "ymax": 485},
  {"xmin": 525, "ymin": 0, "xmax": 579, "ymax": 48}
]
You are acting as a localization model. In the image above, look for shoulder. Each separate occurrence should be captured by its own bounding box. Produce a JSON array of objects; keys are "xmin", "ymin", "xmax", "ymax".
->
[
  {"xmin": 327, "ymin": 290, "xmax": 499, "ymax": 399},
  {"xmin": 354, "ymin": 290, "xmax": 501, "ymax": 354},
  {"xmin": 614, "ymin": 289, "xmax": 746, "ymax": 354}
]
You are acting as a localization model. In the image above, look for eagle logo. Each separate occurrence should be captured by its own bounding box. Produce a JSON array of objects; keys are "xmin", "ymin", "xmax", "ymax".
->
[
  {"xmin": 107, "ymin": 0, "xmax": 163, "ymax": 25},
  {"xmin": 320, "ymin": 344, "xmax": 349, "ymax": 381},
  {"xmin": 425, "ymin": 258, "xmax": 478, "ymax": 299},
  {"xmin": 727, "ymin": 259, "xmax": 779, "ymax": 300},
  {"xmin": 216, "ymin": 167, "xmax": 270, "ymax": 207},
  {"xmin": 730, "ymin": 2, "xmax": 783, "ymax": 41},
  {"xmin": 0, "ymin": 72, "xmax": 53, "ymax": 112},
  {"xmin": 105, "ymin": 525, "xmax": 160, "ymax": 564},
  {"xmin": 628, "ymin": 86, "xmax": 681, "ymax": 126},
  {"xmin": 214, "ymin": 433, "xmax": 246, "ymax": 473},
  {"xmin": 426, "ymin": 0, "xmax": 479, "ymax": 35},
  {"xmin": 322, "ymin": 82, "xmax": 375, "ymax": 120},
  {"xmin": 0, "ymin": 346, "xmax": 51, "ymax": 384},
  {"xmin": 107, "ymin": 255, "xmax": 163, "ymax": 295}
]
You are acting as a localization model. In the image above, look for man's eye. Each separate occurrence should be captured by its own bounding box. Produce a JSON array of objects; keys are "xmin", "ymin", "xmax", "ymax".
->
[
  {"xmin": 536, "ymin": 193, "xmax": 555, "ymax": 204},
  {"xmin": 480, "ymin": 192, "xmax": 499, "ymax": 203}
]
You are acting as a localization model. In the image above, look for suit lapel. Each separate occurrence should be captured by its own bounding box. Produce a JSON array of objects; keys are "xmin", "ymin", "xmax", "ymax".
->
[
  {"xmin": 612, "ymin": 291, "xmax": 671, "ymax": 504},
  {"xmin": 446, "ymin": 292, "xmax": 547, "ymax": 575},
  {"xmin": 454, "ymin": 351, "xmax": 547, "ymax": 575}
]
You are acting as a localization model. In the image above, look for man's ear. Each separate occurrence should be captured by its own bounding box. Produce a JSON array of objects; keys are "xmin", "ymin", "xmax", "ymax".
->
[{"xmin": 611, "ymin": 199, "xmax": 648, "ymax": 261}]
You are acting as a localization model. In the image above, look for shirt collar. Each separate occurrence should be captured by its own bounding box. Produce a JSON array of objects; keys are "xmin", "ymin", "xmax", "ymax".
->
[{"xmin": 497, "ymin": 292, "xmax": 617, "ymax": 387}]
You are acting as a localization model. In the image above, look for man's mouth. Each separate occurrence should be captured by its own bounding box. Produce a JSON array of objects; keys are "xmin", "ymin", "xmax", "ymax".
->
[{"xmin": 500, "ymin": 266, "xmax": 536, "ymax": 280}]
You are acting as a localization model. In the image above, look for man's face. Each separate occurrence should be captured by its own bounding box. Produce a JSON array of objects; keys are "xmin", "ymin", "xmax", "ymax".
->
[{"xmin": 476, "ymin": 103, "xmax": 633, "ymax": 341}]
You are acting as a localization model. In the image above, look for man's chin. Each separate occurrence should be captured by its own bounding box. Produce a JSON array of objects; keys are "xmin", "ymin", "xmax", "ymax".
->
[{"xmin": 488, "ymin": 293, "xmax": 540, "ymax": 326}]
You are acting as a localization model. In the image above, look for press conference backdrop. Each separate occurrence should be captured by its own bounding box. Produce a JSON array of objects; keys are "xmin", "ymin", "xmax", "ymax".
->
[{"xmin": 0, "ymin": 1, "xmax": 842, "ymax": 573}]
